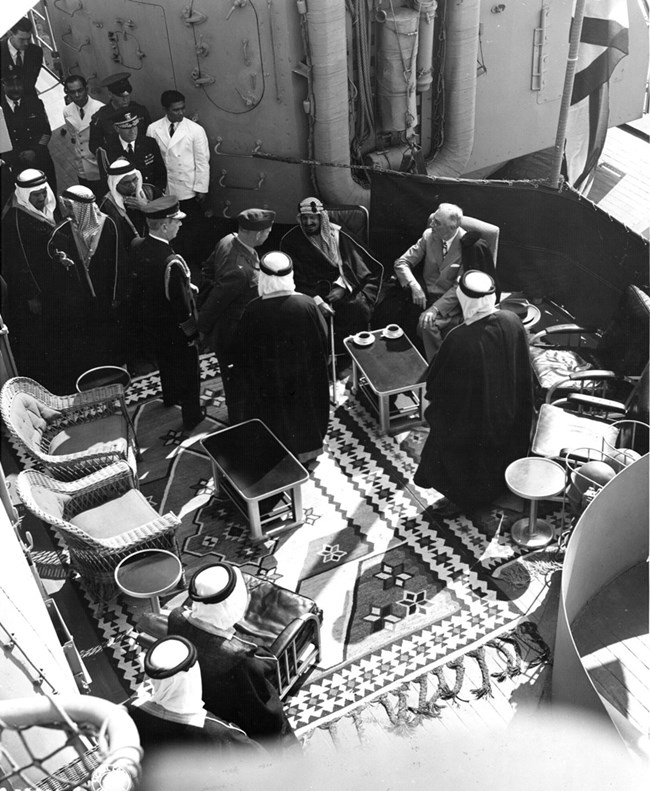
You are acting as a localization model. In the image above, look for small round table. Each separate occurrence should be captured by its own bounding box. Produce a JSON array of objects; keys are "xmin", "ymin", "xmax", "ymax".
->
[
  {"xmin": 505, "ymin": 457, "xmax": 566, "ymax": 548},
  {"xmin": 114, "ymin": 549, "xmax": 183, "ymax": 614},
  {"xmin": 76, "ymin": 365, "xmax": 132, "ymax": 393}
]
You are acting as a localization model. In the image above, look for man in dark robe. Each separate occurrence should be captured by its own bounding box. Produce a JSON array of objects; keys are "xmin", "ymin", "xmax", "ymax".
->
[
  {"xmin": 98, "ymin": 158, "xmax": 160, "ymax": 248},
  {"xmin": 414, "ymin": 270, "xmax": 534, "ymax": 515},
  {"xmin": 125, "ymin": 635, "xmax": 264, "ymax": 761},
  {"xmin": 1, "ymin": 168, "xmax": 60, "ymax": 385},
  {"xmin": 130, "ymin": 196, "xmax": 204, "ymax": 431},
  {"xmin": 167, "ymin": 563, "xmax": 300, "ymax": 751},
  {"xmin": 280, "ymin": 196, "xmax": 383, "ymax": 348},
  {"xmin": 48, "ymin": 185, "xmax": 126, "ymax": 372},
  {"xmin": 229, "ymin": 251, "xmax": 330, "ymax": 462},
  {"xmin": 197, "ymin": 208, "xmax": 275, "ymax": 421},
  {"xmin": 372, "ymin": 203, "xmax": 496, "ymax": 361}
]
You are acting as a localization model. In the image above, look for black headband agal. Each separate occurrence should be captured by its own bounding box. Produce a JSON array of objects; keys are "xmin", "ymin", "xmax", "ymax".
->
[
  {"xmin": 144, "ymin": 636, "xmax": 198, "ymax": 679},
  {"xmin": 188, "ymin": 563, "xmax": 237, "ymax": 604},
  {"xmin": 260, "ymin": 254, "xmax": 293, "ymax": 277},
  {"xmin": 458, "ymin": 270, "xmax": 495, "ymax": 299}
]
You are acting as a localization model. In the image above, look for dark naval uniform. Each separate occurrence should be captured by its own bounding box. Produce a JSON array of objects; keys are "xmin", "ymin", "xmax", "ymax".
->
[
  {"xmin": 0, "ymin": 39, "xmax": 43, "ymax": 97},
  {"xmin": 131, "ymin": 198, "xmax": 203, "ymax": 429},
  {"xmin": 101, "ymin": 133, "xmax": 167, "ymax": 194},
  {"xmin": 88, "ymin": 100, "xmax": 151, "ymax": 155},
  {"xmin": 1, "ymin": 93, "xmax": 57, "ymax": 191}
]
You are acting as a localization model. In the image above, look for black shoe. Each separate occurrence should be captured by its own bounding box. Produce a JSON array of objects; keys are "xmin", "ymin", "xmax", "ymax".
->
[{"xmin": 183, "ymin": 407, "xmax": 207, "ymax": 432}]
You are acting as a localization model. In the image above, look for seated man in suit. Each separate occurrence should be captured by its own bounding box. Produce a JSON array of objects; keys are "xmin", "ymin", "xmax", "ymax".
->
[
  {"xmin": 126, "ymin": 635, "xmax": 265, "ymax": 759},
  {"xmin": 372, "ymin": 203, "xmax": 496, "ymax": 361},
  {"xmin": 168, "ymin": 563, "xmax": 299, "ymax": 751},
  {"xmin": 280, "ymin": 196, "xmax": 383, "ymax": 348}
]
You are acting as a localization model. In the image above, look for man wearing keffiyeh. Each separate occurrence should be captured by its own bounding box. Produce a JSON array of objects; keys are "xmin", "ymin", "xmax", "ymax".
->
[
  {"xmin": 47, "ymin": 184, "xmax": 128, "ymax": 376},
  {"xmin": 280, "ymin": 196, "xmax": 383, "ymax": 348}
]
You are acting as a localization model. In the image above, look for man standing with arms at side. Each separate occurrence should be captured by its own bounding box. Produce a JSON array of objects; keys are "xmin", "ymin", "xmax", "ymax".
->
[
  {"xmin": 132, "ymin": 196, "xmax": 205, "ymax": 432},
  {"xmin": 147, "ymin": 90, "xmax": 211, "ymax": 264},
  {"xmin": 62, "ymin": 74, "xmax": 105, "ymax": 198},
  {"xmin": 1, "ymin": 16, "xmax": 43, "ymax": 97},
  {"xmin": 198, "ymin": 208, "xmax": 275, "ymax": 421}
]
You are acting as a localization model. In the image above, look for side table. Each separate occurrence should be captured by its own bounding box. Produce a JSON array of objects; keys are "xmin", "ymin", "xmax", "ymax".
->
[
  {"xmin": 202, "ymin": 419, "xmax": 309, "ymax": 542},
  {"xmin": 76, "ymin": 365, "xmax": 139, "ymax": 454},
  {"xmin": 343, "ymin": 328, "xmax": 428, "ymax": 435},
  {"xmin": 114, "ymin": 549, "xmax": 184, "ymax": 614},
  {"xmin": 505, "ymin": 457, "xmax": 566, "ymax": 548}
]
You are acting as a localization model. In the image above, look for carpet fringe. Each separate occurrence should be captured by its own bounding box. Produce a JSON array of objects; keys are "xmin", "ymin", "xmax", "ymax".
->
[{"xmin": 306, "ymin": 621, "xmax": 552, "ymax": 744}]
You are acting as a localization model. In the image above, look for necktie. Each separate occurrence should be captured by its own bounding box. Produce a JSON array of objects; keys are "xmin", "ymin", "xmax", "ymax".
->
[
  {"xmin": 79, "ymin": 107, "xmax": 85, "ymax": 120},
  {"xmin": 169, "ymin": 122, "xmax": 175, "ymax": 137},
  {"xmin": 16, "ymin": 51, "xmax": 23, "ymax": 68},
  {"xmin": 127, "ymin": 143, "xmax": 134, "ymax": 155},
  {"xmin": 442, "ymin": 240, "xmax": 448, "ymax": 257}
]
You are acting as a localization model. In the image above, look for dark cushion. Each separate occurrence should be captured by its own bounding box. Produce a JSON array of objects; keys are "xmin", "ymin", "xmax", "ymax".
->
[{"xmin": 598, "ymin": 285, "xmax": 650, "ymax": 375}]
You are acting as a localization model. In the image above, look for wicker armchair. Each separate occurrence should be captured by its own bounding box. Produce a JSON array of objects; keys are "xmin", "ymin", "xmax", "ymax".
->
[
  {"xmin": 0, "ymin": 376, "xmax": 137, "ymax": 481},
  {"xmin": 16, "ymin": 462, "xmax": 182, "ymax": 599}
]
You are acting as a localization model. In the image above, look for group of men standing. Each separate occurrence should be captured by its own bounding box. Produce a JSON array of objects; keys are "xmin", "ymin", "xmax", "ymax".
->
[{"xmin": 1, "ymin": 19, "xmax": 534, "ymax": 512}]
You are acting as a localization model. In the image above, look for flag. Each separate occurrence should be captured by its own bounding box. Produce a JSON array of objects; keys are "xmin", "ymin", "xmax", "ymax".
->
[{"xmin": 565, "ymin": 0, "xmax": 629, "ymax": 193}]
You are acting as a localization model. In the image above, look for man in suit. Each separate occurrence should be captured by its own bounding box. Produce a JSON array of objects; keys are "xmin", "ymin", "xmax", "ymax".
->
[
  {"xmin": 88, "ymin": 72, "xmax": 151, "ymax": 157},
  {"xmin": 100, "ymin": 107, "xmax": 166, "ymax": 193},
  {"xmin": 147, "ymin": 89, "xmax": 211, "ymax": 264},
  {"xmin": 1, "ymin": 74, "xmax": 56, "ymax": 192},
  {"xmin": 197, "ymin": 208, "xmax": 275, "ymax": 421},
  {"xmin": 62, "ymin": 74, "xmax": 105, "ymax": 198},
  {"xmin": 1, "ymin": 16, "xmax": 43, "ymax": 97},
  {"xmin": 130, "ymin": 196, "xmax": 205, "ymax": 431},
  {"xmin": 373, "ymin": 202, "xmax": 496, "ymax": 361}
]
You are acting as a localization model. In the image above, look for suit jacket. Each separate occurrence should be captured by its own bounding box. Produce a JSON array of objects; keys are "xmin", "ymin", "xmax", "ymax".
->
[
  {"xmin": 63, "ymin": 96, "xmax": 105, "ymax": 180},
  {"xmin": 197, "ymin": 233, "xmax": 260, "ymax": 360},
  {"xmin": 1, "ymin": 40, "xmax": 43, "ymax": 96},
  {"xmin": 88, "ymin": 100, "xmax": 151, "ymax": 155},
  {"xmin": 147, "ymin": 116, "xmax": 210, "ymax": 199},
  {"xmin": 100, "ymin": 134, "xmax": 167, "ymax": 193},
  {"xmin": 1, "ymin": 93, "xmax": 51, "ymax": 151}
]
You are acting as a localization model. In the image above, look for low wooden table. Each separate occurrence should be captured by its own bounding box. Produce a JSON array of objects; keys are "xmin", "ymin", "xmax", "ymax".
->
[
  {"xmin": 344, "ymin": 328, "xmax": 428, "ymax": 435},
  {"xmin": 114, "ymin": 549, "xmax": 184, "ymax": 614},
  {"xmin": 202, "ymin": 419, "xmax": 309, "ymax": 542},
  {"xmin": 505, "ymin": 457, "xmax": 567, "ymax": 548}
]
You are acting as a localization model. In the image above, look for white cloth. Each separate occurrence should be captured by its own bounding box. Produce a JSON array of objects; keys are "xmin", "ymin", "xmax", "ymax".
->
[
  {"xmin": 15, "ymin": 176, "xmax": 56, "ymax": 225},
  {"xmin": 188, "ymin": 566, "xmax": 249, "ymax": 637},
  {"xmin": 457, "ymin": 285, "xmax": 497, "ymax": 325},
  {"xmin": 106, "ymin": 163, "xmax": 147, "ymax": 215},
  {"xmin": 147, "ymin": 116, "xmax": 210, "ymax": 199},
  {"xmin": 63, "ymin": 96, "xmax": 104, "ymax": 180}
]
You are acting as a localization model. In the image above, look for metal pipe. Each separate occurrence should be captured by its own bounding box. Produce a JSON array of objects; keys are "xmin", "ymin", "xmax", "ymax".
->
[{"xmin": 549, "ymin": 0, "xmax": 587, "ymax": 189}]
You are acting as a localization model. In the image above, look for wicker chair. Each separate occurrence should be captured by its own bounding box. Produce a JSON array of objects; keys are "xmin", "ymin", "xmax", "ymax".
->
[
  {"xmin": 16, "ymin": 462, "xmax": 182, "ymax": 600},
  {"xmin": 1, "ymin": 376, "xmax": 137, "ymax": 481}
]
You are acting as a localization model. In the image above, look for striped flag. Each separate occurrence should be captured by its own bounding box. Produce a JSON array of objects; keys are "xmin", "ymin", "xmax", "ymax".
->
[{"xmin": 565, "ymin": 0, "xmax": 629, "ymax": 193}]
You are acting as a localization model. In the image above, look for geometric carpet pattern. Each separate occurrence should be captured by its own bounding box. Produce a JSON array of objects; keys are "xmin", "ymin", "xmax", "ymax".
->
[{"xmin": 7, "ymin": 355, "xmax": 563, "ymax": 735}]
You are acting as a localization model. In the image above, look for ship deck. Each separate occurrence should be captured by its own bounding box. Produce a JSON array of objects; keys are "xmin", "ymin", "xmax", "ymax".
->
[{"xmin": 4, "ymin": 74, "xmax": 648, "ymax": 769}]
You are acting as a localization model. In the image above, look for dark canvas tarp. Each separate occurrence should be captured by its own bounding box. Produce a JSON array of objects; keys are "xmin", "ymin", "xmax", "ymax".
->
[{"xmin": 368, "ymin": 171, "xmax": 648, "ymax": 328}]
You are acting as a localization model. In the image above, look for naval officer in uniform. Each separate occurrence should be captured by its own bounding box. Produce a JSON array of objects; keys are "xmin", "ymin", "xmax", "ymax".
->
[
  {"xmin": 88, "ymin": 72, "xmax": 151, "ymax": 157},
  {"xmin": 131, "ymin": 196, "xmax": 205, "ymax": 431}
]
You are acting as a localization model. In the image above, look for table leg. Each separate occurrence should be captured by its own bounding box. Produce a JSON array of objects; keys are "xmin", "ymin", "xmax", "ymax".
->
[
  {"xmin": 292, "ymin": 485, "xmax": 304, "ymax": 523},
  {"xmin": 378, "ymin": 395, "xmax": 389, "ymax": 435},
  {"xmin": 350, "ymin": 360, "xmax": 359, "ymax": 392},
  {"xmin": 511, "ymin": 498, "xmax": 555, "ymax": 548},
  {"xmin": 210, "ymin": 460, "xmax": 221, "ymax": 497},
  {"xmin": 150, "ymin": 595, "xmax": 162, "ymax": 615},
  {"xmin": 120, "ymin": 394, "xmax": 140, "ymax": 456},
  {"xmin": 247, "ymin": 501, "xmax": 263, "ymax": 542}
]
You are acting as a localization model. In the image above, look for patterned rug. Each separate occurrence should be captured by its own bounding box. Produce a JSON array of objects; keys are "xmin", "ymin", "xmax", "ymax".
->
[{"xmin": 9, "ymin": 355, "xmax": 563, "ymax": 735}]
